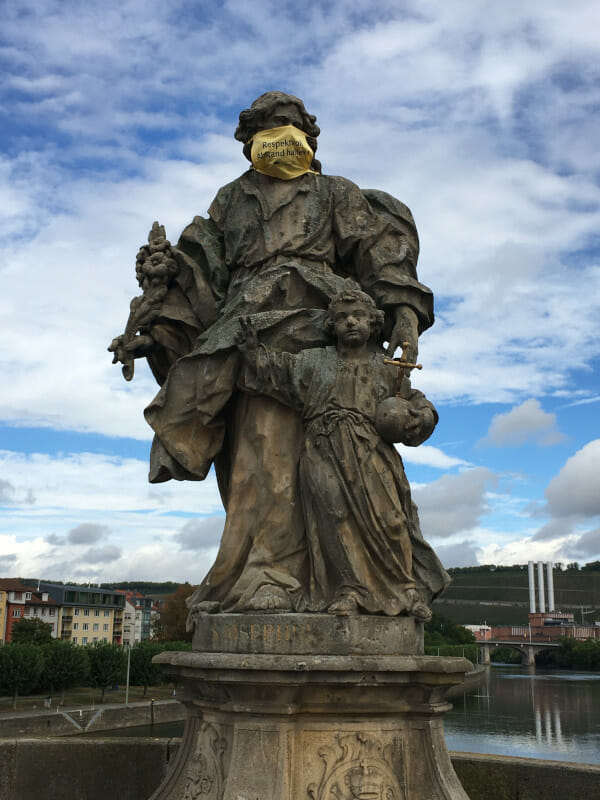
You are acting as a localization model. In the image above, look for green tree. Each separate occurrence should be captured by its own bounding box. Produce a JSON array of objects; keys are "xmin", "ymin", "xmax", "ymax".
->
[
  {"xmin": 129, "ymin": 641, "xmax": 165, "ymax": 696},
  {"xmin": 41, "ymin": 641, "xmax": 89, "ymax": 703},
  {"xmin": 424, "ymin": 613, "xmax": 476, "ymax": 647},
  {"xmin": 87, "ymin": 642, "xmax": 126, "ymax": 703},
  {"xmin": 11, "ymin": 617, "xmax": 53, "ymax": 644},
  {"xmin": 0, "ymin": 643, "xmax": 45, "ymax": 708},
  {"xmin": 156, "ymin": 583, "xmax": 196, "ymax": 642},
  {"xmin": 582, "ymin": 561, "xmax": 600, "ymax": 572}
]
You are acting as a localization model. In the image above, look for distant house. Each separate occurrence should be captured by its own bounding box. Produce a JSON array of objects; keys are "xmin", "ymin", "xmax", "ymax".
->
[{"xmin": 116, "ymin": 590, "xmax": 155, "ymax": 647}]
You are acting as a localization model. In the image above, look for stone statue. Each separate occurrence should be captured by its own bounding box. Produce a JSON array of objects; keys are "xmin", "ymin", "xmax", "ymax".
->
[{"xmin": 110, "ymin": 91, "xmax": 450, "ymax": 621}]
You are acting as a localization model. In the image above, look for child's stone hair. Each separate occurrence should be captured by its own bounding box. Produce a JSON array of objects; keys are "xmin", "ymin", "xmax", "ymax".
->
[{"xmin": 325, "ymin": 288, "xmax": 385, "ymax": 337}]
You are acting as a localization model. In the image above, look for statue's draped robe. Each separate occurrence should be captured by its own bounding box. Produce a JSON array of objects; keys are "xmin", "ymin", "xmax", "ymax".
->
[
  {"xmin": 143, "ymin": 169, "xmax": 440, "ymax": 611},
  {"xmin": 244, "ymin": 345, "xmax": 449, "ymax": 614}
]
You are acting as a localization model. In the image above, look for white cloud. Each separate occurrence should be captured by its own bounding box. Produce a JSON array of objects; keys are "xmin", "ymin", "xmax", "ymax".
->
[
  {"xmin": 481, "ymin": 399, "xmax": 565, "ymax": 447},
  {"xmin": 0, "ymin": 450, "xmax": 223, "ymax": 518},
  {"xmin": 0, "ymin": 449, "xmax": 225, "ymax": 581},
  {"xmin": 434, "ymin": 539, "xmax": 480, "ymax": 569},
  {"xmin": 83, "ymin": 544, "xmax": 122, "ymax": 563},
  {"xmin": 413, "ymin": 468, "xmax": 497, "ymax": 539},
  {"xmin": 396, "ymin": 444, "xmax": 470, "ymax": 469},
  {"xmin": 565, "ymin": 527, "xmax": 600, "ymax": 560},
  {"xmin": 67, "ymin": 523, "xmax": 107, "ymax": 545},
  {"xmin": 544, "ymin": 440, "xmax": 600, "ymax": 518},
  {"xmin": 174, "ymin": 517, "xmax": 225, "ymax": 551}
]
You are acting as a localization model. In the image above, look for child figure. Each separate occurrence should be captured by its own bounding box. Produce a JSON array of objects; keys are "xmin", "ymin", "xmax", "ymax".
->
[{"xmin": 236, "ymin": 288, "xmax": 449, "ymax": 619}]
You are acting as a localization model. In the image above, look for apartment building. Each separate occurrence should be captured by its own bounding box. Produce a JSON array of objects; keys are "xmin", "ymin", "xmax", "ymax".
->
[
  {"xmin": 0, "ymin": 578, "xmax": 61, "ymax": 641},
  {"xmin": 35, "ymin": 582, "xmax": 126, "ymax": 646}
]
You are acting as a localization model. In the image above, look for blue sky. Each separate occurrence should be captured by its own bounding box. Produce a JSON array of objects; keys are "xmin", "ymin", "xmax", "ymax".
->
[{"xmin": 0, "ymin": 0, "xmax": 599, "ymax": 584}]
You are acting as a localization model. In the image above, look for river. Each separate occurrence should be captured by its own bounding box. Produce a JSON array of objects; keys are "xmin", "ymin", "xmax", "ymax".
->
[
  {"xmin": 98, "ymin": 665, "xmax": 600, "ymax": 766},
  {"xmin": 445, "ymin": 664, "xmax": 600, "ymax": 765}
]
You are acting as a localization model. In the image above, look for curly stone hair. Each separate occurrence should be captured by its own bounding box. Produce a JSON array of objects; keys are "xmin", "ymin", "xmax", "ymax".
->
[
  {"xmin": 235, "ymin": 91, "xmax": 322, "ymax": 173},
  {"xmin": 325, "ymin": 288, "xmax": 385, "ymax": 338}
]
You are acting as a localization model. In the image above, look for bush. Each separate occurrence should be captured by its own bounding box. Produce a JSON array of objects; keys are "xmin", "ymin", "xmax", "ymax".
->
[
  {"xmin": 129, "ymin": 641, "xmax": 165, "ymax": 696},
  {"xmin": 41, "ymin": 640, "xmax": 89, "ymax": 701},
  {"xmin": 0, "ymin": 643, "xmax": 45, "ymax": 708},
  {"xmin": 86, "ymin": 642, "xmax": 126, "ymax": 702},
  {"xmin": 424, "ymin": 613, "xmax": 476, "ymax": 647},
  {"xmin": 11, "ymin": 617, "xmax": 54, "ymax": 645}
]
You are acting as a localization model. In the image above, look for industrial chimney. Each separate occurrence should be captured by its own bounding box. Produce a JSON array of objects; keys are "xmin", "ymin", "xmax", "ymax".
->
[
  {"xmin": 537, "ymin": 561, "xmax": 546, "ymax": 614},
  {"xmin": 528, "ymin": 561, "xmax": 536, "ymax": 613},
  {"xmin": 546, "ymin": 561, "xmax": 555, "ymax": 612}
]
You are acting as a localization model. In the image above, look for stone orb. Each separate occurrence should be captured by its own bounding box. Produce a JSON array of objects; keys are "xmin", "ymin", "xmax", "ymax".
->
[{"xmin": 375, "ymin": 396, "xmax": 412, "ymax": 444}]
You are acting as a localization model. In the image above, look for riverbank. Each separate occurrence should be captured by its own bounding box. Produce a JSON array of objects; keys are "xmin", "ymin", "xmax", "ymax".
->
[
  {"xmin": 0, "ymin": 699, "xmax": 185, "ymax": 738},
  {"xmin": 1, "ymin": 737, "xmax": 599, "ymax": 800}
]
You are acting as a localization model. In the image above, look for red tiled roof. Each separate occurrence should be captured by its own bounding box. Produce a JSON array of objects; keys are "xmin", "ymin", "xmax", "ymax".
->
[{"xmin": 0, "ymin": 578, "xmax": 28, "ymax": 591}]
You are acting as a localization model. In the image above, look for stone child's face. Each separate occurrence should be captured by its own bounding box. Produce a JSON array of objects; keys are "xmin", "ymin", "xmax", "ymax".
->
[{"xmin": 332, "ymin": 301, "xmax": 372, "ymax": 348}]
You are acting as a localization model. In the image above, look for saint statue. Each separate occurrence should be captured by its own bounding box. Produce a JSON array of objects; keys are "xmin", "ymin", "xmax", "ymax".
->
[{"xmin": 110, "ymin": 91, "xmax": 450, "ymax": 621}]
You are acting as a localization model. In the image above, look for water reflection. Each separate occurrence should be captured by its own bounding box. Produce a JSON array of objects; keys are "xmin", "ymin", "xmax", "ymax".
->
[{"xmin": 445, "ymin": 665, "xmax": 600, "ymax": 764}]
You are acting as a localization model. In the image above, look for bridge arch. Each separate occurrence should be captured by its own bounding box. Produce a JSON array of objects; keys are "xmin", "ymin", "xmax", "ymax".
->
[{"xmin": 478, "ymin": 641, "xmax": 559, "ymax": 667}]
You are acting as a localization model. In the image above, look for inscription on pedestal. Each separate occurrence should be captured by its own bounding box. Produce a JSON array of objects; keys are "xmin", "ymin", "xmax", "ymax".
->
[
  {"xmin": 211, "ymin": 621, "xmax": 313, "ymax": 645},
  {"xmin": 192, "ymin": 614, "xmax": 423, "ymax": 656}
]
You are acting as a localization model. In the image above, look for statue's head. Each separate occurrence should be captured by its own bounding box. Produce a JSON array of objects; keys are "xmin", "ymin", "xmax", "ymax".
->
[
  {"xmin": 235, "ymin": 91, "xmax": 321, "ymax": 172},
  {"xmin": 325, "ymin": 287, "xmax": 385, "ymax": 341}
]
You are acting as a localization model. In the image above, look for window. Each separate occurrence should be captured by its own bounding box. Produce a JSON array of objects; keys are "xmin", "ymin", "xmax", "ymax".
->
[
  {"xmin": 103, "ymin": 624, "xmax": 109, "ymax": 632},
  {"xmin": 83, "ymin": 609, "xmax": 90, "ymax": 616},
  {"xmin": 104, "ymin": 610, "xmax": 110, "ymax": 617},
  {"xmin": 93, "ymin": 637, "xmax": 98, "ymax": 643},
  {"xmin": 93, "ymin": 623, "xmax": 99, "ymax": 631},
  {"xmin": 41, "ymin": 608, "xmax": 46, "ymax": 615},
  {"xmin": 94, "ymin": 609, "xmax": 100, "ymax": 617},
  {"xmin": 83, "ymin": 623, "xmax": 89, "ymax": 631},
  {"xmin": 74, "ymin": 608, "xmax": 80, "ymax": 616},
  {"xmin": 13, "ymin": 608, "xmax": 22, "ymax": 617},
  {"xmin": 72, "ymin": 637, "xmax": 78, "ymax": 644},
  {"xmin": 42, "ymin": 593, "xmax": 48, "ymax": 601},
  {"xmin": 25, "ymin": 592, "xmax": 32, "ymax": 600},
  {"xmin": 82, "ymin": 637, "xmax": 88, "ymax": 645},
  {"xmin": 49, "ymin": 608, "xmax": 55, "ymax": 616},
  {"xmin": 73, "ymin": 623, "xmax": 79, "ymax": 630}
]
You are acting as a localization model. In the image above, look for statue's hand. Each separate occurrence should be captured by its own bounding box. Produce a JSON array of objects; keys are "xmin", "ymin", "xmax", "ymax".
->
[
  {"xmin": 124, "ymin": 333, "xmax": 155, "ymax": 357},
  {"xmin": 235, "ymin": 316, "xmax": 259, "ymax": 355},
  {"xmin": 108, "ymin": 333, "xmax": 154, "ymax": 363},
  {"xmin": 387, "ymin": 305, "xmax": 418, "ymax": 363}
]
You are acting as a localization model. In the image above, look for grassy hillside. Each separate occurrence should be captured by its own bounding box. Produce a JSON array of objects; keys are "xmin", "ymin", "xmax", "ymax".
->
[{"xmin": 433, "ymin": 566, "xmax": 600, "ymax": 626}]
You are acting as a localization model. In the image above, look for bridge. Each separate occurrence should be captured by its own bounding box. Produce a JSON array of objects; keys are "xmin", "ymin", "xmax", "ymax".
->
[{"xmin": 477, "ymin": 640, "xmax": 560, "ymax": 666}]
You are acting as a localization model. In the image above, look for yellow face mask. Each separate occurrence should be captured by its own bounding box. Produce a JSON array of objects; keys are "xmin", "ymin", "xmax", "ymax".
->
[{"xmin": 250, "ymin": 124, "xmax": 316, "ymax": 180}]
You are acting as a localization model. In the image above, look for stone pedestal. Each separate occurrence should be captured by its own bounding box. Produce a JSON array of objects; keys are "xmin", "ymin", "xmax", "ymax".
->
[{"xmin": 150, "ymin": 615, "xmax": 472, "ymax": 800}]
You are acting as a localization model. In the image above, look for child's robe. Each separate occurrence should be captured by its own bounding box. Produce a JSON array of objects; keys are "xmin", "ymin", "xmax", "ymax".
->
[{"xmin": 245, "ymin": 344, "xmax": 450, "ymax": 614}]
